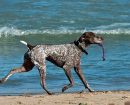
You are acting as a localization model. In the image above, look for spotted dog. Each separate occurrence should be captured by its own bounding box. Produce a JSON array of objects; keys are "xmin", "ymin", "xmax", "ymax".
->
[{"xmin": 0, "ymin": 32, "xmax": 105, "ymax": 95}]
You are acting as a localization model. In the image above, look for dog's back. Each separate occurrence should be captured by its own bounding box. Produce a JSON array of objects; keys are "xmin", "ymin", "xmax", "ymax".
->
[{"xmin": 29, "ymin": 43, "xmax": 82, "ymax": 68}]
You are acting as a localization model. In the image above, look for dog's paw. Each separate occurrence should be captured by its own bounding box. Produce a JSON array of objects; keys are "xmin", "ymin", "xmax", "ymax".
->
[
  {"xmin": 0, "ymin": 78, "xmax": 5, "ymax": 84},
  {"xmin": 89, "ymin": 89, "xmax": 94, "ymax": 92},
  {"xmin": 62, "ymin": 86, "xmax": 68, "ymax": 93},
  {"xmin": 0, "ymin": 80, "xmax": 3, "ymax": 84},
  {"xmin": 80, "ymin": 88, "xmax": 94, "ymax": 93},
  {"xmin": 48, "ymin": 92, "xmax": 54, "ymax": 95}
]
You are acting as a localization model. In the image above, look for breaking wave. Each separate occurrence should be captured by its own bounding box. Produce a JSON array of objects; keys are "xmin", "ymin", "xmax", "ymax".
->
[{"xmin": 0, "ymin": 23, "xmax": 130, "ymax": 37}]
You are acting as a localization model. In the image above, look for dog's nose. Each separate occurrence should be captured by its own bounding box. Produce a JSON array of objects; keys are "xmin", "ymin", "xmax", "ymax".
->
[
  {"xmin": 100, "ymin": 37, "xmax": 103, "ymax": 41},
  {"xmin": 97, "ymin": 36, "xmax": 103, "ymax": 41}
]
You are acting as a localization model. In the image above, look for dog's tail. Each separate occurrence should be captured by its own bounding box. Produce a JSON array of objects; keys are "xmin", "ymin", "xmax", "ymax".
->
[{"xmin": 20, "ymin": 40, "xmax": 34, "ymax": 50}]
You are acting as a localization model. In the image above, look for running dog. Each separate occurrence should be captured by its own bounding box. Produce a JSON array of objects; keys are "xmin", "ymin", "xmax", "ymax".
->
[{"xmin": 0, "ymin": 32, "xmax": 105, "ymax": 95}]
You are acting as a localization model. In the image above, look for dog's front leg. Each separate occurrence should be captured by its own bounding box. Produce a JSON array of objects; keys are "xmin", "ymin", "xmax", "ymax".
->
[
  {"xmin": 74, "ymin": 66, "xmax": 94, "ymax": 92},
  {"xmin": 62, "ymin": 68, "xmax": 74, "ymax": 92}
]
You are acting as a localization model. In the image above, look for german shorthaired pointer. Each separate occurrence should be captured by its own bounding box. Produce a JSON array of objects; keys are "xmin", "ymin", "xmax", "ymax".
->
[{"xmin": 0, "ymin": 32, "xmax": 105, "ymax": 95}]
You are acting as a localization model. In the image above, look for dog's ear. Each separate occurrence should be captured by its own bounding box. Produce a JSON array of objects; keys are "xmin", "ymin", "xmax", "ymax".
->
[
  {"xmin": 79, "ymin": 32, "xmax": 96, "ymax": 43},
  {"xmin": 78, "ymin": 32, "xmax": 86, "ymax": 43}
]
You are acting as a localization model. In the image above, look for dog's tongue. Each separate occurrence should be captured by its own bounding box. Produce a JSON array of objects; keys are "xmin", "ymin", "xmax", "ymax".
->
[{"xmin": 98, "ymin": 43, "xmax": 105, "ymax": 61}]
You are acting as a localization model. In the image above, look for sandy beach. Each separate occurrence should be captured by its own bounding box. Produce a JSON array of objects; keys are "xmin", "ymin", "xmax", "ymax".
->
[{"xmin": 0, "ymin": 91, "xmax": 130, "ymax": 105}]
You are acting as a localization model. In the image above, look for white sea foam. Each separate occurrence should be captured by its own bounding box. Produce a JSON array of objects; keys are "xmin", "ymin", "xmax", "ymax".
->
[
  {"xmin": 92, "ymin": 29, "xmax": 130, "ymax": 35},
  {"xmin": 0, "ymin": 27, "xmax": 24, "ymax": 37},
  {"xmin": 0, "ymin": 23, "xmax": 130, "ymax": 37},
  {"xmin": 95, "ymin": 23, "xmax": 130, "ymax": 30}
]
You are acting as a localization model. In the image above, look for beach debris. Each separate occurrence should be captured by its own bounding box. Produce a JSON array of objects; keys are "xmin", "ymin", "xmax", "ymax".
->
[
  {"xmin": 79, "ymin": 103, "xmax": 88, "ymax": 105},
  {"xmin": 108, "ymin": 103, "xmax": 115, "ymax": 105},
  {"xmin": 125, "ymin": 101, "xmax": 130, "ymax": 105},
  {"xmin": 98, "ymin": 43, "xmax": 105, "ymax": 61},
  {"xmin": 122, "ymin": 96, "xmax": 128, "ymax": 99},
  {"xmin": 17, "ymin": 101, "xmax": 22, "ymax": 104}
]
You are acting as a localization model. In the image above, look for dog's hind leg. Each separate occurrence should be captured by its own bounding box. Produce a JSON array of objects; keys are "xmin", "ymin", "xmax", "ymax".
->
[
  {"xmin": 62, "ymin": 68, "xmax": 74, "ymax": 92},
  {"xmin": 74, "ymin": 65, "xmax": 94, "ymax": 92},
  {"xmin": 0, "ymin": 58, "xmax": 34, "ymax": 83},
  {"xmin": 37, "ymin": 64, "xmax": 53, "ymax": 95}
]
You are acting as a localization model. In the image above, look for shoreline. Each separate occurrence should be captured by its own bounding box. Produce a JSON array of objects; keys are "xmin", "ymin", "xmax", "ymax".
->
[
  {"xmin": 0, "ymin": 91, "xmax": 130, "ymax": 105},
  {"xmin": 0, "ymin": 90, "xmax": 130, "ymax": 96},
  {"xmin": 0, "ymin": 90, "xmax": 130, "ymax": 97}
]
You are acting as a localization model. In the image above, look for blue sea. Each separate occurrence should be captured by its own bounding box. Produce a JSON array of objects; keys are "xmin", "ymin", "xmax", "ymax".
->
[{"xmin": 0, "ymin": 0, "xmax": 130, "ymax": 95}]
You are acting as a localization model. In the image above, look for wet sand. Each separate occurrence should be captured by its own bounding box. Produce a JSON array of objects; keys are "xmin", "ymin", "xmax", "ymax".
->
[{"xmin": 0, "ymin": 91, "xmax": 130, "ymax": 105}]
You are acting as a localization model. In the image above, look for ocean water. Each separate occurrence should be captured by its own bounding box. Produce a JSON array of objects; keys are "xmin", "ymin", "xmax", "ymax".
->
[{"xmin": 0, "ymin": 0, "xmax": 130, "ymax": 95}]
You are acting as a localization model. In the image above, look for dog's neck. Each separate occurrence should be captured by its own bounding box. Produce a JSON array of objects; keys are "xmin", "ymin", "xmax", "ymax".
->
[{"xmin": 74, "ymin": 40, "xmax": 89, "ymax": 55}]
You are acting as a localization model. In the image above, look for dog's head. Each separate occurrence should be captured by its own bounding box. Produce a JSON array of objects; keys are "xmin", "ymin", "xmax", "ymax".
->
[
  {"xmin": 78, "ymin": 32, "xmax": 103, "ymax": 45},
  {"xmin": 78, "ymin": 32, "xmax": 105, "ymax": 61}
]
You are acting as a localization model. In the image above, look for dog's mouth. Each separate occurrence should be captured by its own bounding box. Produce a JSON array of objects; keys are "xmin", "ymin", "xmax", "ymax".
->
[{"xmin": 93, "ymin": 37, "xmax": 103, "ymax": 44}]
